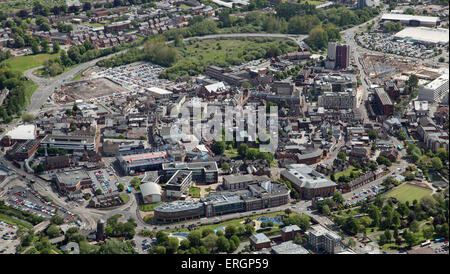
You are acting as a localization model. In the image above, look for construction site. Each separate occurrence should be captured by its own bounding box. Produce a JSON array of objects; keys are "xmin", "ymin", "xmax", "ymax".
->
[
  {"xmin": 360, "ymin": 53, "xmax": 418, "ymax": 84},
  {"xmin": 54, "ymin": 78, "xmax": 128, "ymax": 104}
]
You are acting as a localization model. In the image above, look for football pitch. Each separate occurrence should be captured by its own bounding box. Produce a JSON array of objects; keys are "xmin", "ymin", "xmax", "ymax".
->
[{"xmin": 385, "ymin": 183, "xmax": 432, "ymax": 203}]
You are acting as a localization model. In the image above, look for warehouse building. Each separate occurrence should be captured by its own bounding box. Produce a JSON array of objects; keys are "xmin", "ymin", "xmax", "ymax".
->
[
  {"xmin": 381, "ymin": 13, "xmax": 440, "ymax": 27},
  {"xmin": 117, "ymin": 151, "xmax": 170, "ymax": 175},
  {"xmin": 394, "ymin": 27, "xmax": 449, "ymax": 45}
]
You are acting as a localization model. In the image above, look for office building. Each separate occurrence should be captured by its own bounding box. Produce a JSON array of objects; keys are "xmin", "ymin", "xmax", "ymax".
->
[
  {"xmin": 117, "ymin": 151, "xmax": 170, "ymax": 175},
  {"xmin": 55, "ymin": 169, "xmax": 93, "ymax": 193},
  {"xmin": 280, "ymin": 164, "xmax": 337, "ymax": 200},
  {"xmin": 374, "ymin": 87, "xmax": 394, "ymax": 115},
  {"xmin": 162, "ymin": 161, "xmax": 219, "ymax": 184},
  {"xmin": 41, "ymin": 135, "xmax": 96, "ymax": 152},
  {"xmin": 307, "ymin": 224, "xmax": 342, "ymax": 254},
  {"xmin": 165, "ymin": 170, "xmax": 193, "ymax": 198},
  {"xmin": 418, "ymin": 74, "xmax": 449, "ymax": 103}
]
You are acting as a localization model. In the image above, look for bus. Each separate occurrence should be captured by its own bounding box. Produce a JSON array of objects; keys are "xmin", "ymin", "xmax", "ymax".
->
[
  {"xmin": 127, "ymin": 187, "xmax": 132, "ymax": 193},
  {"xmin": 397, "ymin": 145, "xmax": 403, "ymax": 151},
  {"xmin": 421, "ymin": 240, "xmax": 431, "ymax": 247},
  {"xmin": 434, "ymin": 238, "xmax": 445, "ymax": 243}
]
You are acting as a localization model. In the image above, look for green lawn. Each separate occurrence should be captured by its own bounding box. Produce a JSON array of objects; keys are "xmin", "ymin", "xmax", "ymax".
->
[
  {"xmin": 2, "ymin": 53, "xmax": 60, "ymax": 74},
  {"xmin": 0, "ymin": 214, "xmax": 33, "ymax": 229},
  {"xmin": 385, "ymin": 183, "xmax": 432, "ymax": 203},
  {"xmin": 189, "ymin": 187, "xmax": 201, "ymax": 198},
  {"xmin": 139, "ymin": 202, "xmax": 162, "ymax": 212},
  {"xmin": 163, "ymin": 38, "xmax": 298, "ymax": 80},
  {"xmin": 332, "ymin": 166, "xmax": 362, "ymax": 181},
  {"xmin": 120, "ymin": 194, "xmax": 129, "ymax": 203},
  {"xmin": 281, "ymin": 0, "xmax": 326, "ymax": 5}
]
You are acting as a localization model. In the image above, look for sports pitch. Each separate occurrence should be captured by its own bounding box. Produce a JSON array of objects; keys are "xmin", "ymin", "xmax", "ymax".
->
[{"xmin": 385, "ymin": 183, "xmax": 432, "ymax": 203}]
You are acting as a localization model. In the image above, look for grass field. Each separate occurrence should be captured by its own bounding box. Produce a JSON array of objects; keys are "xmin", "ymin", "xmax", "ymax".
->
[
  {"xmin": 2, "ymin": 53, "xmax": 60, "ymax": 74},
  {"xmin": 163, "ymin": 37, "xmax": 298, "ymax": 80},
  {"xmin": 332, "ymin": 166, "xmax": 362, "ymax": 181},
  {"xmin": 281, "ymin": 0, "xmax": 326, "ymax": 5},
  {"xmin": 385, "ymin": 183, "xmax": 432, "ymax": 203},
  {"xmin": 0, "ymin": 214, "xmax": 33, "ymax": 229},
  {"xmin": 120, "ymin": 194, "xmax": 129, "ymax": 203},
  {"xmin": 139, "ymin": 202, "xmax": 162, "ymax": 212},
  {"xmin": 189, "ymin": 187, "xmax": 201, "ymax": 198}
]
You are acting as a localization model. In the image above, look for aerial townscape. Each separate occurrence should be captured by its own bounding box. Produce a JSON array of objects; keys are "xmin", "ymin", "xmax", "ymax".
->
[{"xmin": 0, "ymin": 0, "xmax": 448, "ymax": 256}]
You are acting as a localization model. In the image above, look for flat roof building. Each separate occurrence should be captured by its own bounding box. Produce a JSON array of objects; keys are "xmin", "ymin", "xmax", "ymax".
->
[
  {"xmin": 394, "ymin": 27, "xmax": 449, "ymax": 45},
  {"xmin": 147, "ymin": 87, "xmax": 173, "ymax": 98},
  {"xmin": 381, "ymin": 13, "xmax": 440, "ymax": 27},
  {"xmin": 271, "ymin": 241, "xmax": 309, "ymax": 254},
  {"xmin": 307, "ymin": 224, "xmax": 342, "ymax": 254},
  {"xmin": 5, "ymin": 125, "xmax": 36, "ymax": 141},
  {"xmin": 117, "ymin": 151, "xmax": 170, "ymax": 175},
  {"xmin": 280, "ymin": 164, "xmax": 337, "ymax": 200},
  {"xmin": 41, "ymin": 135, "xmax": 96, "ymax": 152},
  {"xmin": 418, "ymin": 74, "xmax": 449, "ymax": 103},
  {"xmin": 165, "ymin": 170, "xmax": 193, "ymax": 198},
  {"xmin": 162, "ymin": 161, "xmax": 219, "ymax": 184},
  {"xmin": 55, "ymin": 169, "xmax": 93, "ymax": 193}
]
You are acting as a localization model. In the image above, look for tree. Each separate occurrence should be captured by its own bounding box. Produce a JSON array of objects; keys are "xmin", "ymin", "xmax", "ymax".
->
[
  {"xmin": 245, "ymin": 223, "xmax": 255, "ymax": 235},
  {"xmin": 306, "ymin": 25, "xmax": 328, "ymax": 50},
  {"xmin": 22, "ymin": 113, "xmax": 34, "ymax": 123},
  {"xmin": 409, "ymin": 220, "xmax": 419, "ymax": 233},
  {"xmin": 431, "ymin": 157, "xmax": 443, "ymax": 171},
  {"xmin": 83, "ymin": 2, "xmax": 92, "ymax": 11},
  {"xmin": 31, "ymin": 41, "xmax": 40, "ymax": 55},
  {"xmin": 360, "ymin": 216, "xmax": 372, "ymax": 228},
  {"xmin": 230, "ymin": 235, "xmax": 240, "ymax": 247},
  {"xmin": 221, "ymin": 162, "xmax": 230, "ymax": 172},
  {"xmin": 423, "ymin": 226, "xmax": 434, "ymax": 239},
  {"xmin": 52, "ymin": 42, "xmax": 61, "ymax": 54},
  {"xmin": 368, "ymin": 129, "xmax": 378, "ymax": 141},
  {"xmin": 403, "ymin": 230, "xmax": 416, "ymax": 248},
  {"xmin": 211, "ymin": 140, "xmax": 226, "ymax": 155},
  {"xmin": 238, "ymin": 143, "xmax": 248, "ymax": 158},
  {"xmin": 342, "ymin": 217, "xmax": 360, "ymax": 236},
  {"xmin": 333, "ymin": 191, "xmax": 344, "ymax": 204},
  {"xmin": 322, "ymin": 204, "xmax": 330, "ymax": 216},
  {"xmin": 284, "ymin": 214, "xmax": 310, "ymax": 231},
  {"xmin": 202, "ymin": 233, "xmax": 218, "ymax": 252},
  {"xmin": 225, "ymin": 225, "xmax": 237, "ymax": 238},
  {"xmin": 156, "ymin": 231, "xmax": 169, "ymax": 246},
  {"xmin": 217, "ymin": 236, "xmax": 230, "ymax": 252},
  {"xmin": 180, "ymin": 239, "xmax": 190, "ymax": 250},
  {"xmin": 40, "ymin": 40, "xmax": 50, "ymax": 53},
  {"xmin": 117, "ymin": 183, "xmax": 124, "ymax": 192},
  {"xmin": 167, "ymin": 237, "xmax": 179, "ymax": 254},
  {"xmin": 188, "ymin": 230, "xmax": 202, "ymax": 247},
  {"xmin": 95, "ymin": 189, "xmax": 103, "ymax": 195},
  {"xmin": 46, "ymin": 224, "xmax": 61, "ymax": 238},
  {"xmin": 337, "ymin": 152, "xmax": 347, "ymax": 161},
  {"xmin": 151, "ymin": 245, "xmax": 166, "ymax": 254},
  {"xmin": 99, "ymin": 239, "xmax": 134, "ymax": 254},
  {"xmin": 377, "ymin": 156, "xmax": 392, "ymax": 167},
  {"xmin": 397, "ymin": 131, "xmax": 407, "ymax": 141},
  {"xmin": 50, "ymin": 215, "xmax": 64, "ymax": 225}
]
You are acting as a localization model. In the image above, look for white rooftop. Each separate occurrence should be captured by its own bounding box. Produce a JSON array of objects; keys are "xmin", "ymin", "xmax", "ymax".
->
[
  {"xmin": 394, "ymin": 27, "xmax": 449, "ymax": 44},
  {"xmin": 147, "ymin": 87, "xmax": 173, "ymax": 95},
  {"xmin": 381, "ymin": 13, "xmax": 440, "ymax": 23},
  {"xmin": 424, "ymin": 74, "xmax": 449, "ymax": 90},
  {"xmin": 6, "ymin": 124, "xmax": 36, "ymax": 140}
]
